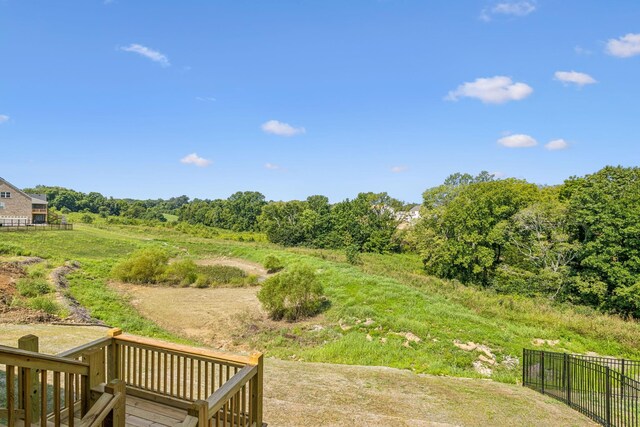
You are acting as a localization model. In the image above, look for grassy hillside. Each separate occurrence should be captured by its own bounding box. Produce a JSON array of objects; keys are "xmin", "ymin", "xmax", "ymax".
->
[{"xmin": 2, "ymin": 223, "xmax": 639, "ymax": 384}]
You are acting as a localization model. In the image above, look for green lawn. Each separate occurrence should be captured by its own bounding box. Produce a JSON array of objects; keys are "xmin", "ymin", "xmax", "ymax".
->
[{"xmin": 3, "ymin": 223, "xmax": 640, "ymax": 384}]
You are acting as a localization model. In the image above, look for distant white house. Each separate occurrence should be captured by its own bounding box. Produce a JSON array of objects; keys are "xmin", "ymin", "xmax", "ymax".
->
[{"xmin": 395, "ymin": 205, "xmax": 421, "ymax": 224}]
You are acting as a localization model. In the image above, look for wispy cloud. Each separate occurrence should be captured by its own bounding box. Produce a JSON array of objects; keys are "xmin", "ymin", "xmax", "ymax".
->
[
  {"xmin": 120, "ymin": 44, "xmax": 170, "ymax": 67},
  {"xmin": 261, "ymin": 120, "xmax": 305, "ymax": 137},
  {"xmin": 574, "ymin": 46, "xmax": 592, "ymax": 55},
  {"xmin": 480, "ymin": 1, "xmax": 536, "ymax": 21},
  {"xmin": 0, "ymin": 115, "xmax": 9, "ymax": 124},
  {"xmin": 446, "ymin": 76, "xmax": 533, "ymax": 104},
  {"xmin": 265, "ymin": 163, "xmax": 282, "ymax": 170},
  {"xmin": 545, "ymin": 139, "xmax": 569, "ymax": 151},
  {"xmin": 606, "ymin": 33, "xmax": 640, "ymax": 58},
  {"xmin": 390, "ymin": 165, "xmax": 408, "ymax": 173},
  {"xmin": 196, "ymin": 96, "xmax": 216, "ymax": 102},
  {"xmin": 554, "ymin": 71, "xmax": 597, "ymax": 87},
  {"xmin": 180, "ymin": 153, "xmax": 212, "ymax": 167},
  {"xmin": 498, "ymin": 134, "xmax": 538, "ymax": 148}
]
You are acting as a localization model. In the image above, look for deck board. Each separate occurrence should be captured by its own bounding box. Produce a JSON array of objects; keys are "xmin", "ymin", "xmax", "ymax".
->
[{"xmin": 51, "ymin": 395, "xmax": 187, "ymax": 427}]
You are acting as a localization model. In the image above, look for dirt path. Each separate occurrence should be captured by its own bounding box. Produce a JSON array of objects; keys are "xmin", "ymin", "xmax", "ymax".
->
[
  {"xmin": 0, "ymin": 324, "xmax": 595, "ymax": 426},
  {"xmin": 109, "ymin": 283, "xmax": 264, "ymax": 350}
]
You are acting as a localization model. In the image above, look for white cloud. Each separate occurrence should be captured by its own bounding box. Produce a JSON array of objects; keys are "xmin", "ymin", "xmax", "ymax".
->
[
  {"xmin": 265, "ymin": 163, "xmax": 281, "ymax": 170},
  {"xmin": 120, "ymin": 44, "xmax": 170, "ymax": 67},
  {"xmin": 196, "ymin": 96, "xmax": 216, "ymax": 102},
  {"xmin": 261, "ymin": 120, "xmax": 305, "ymax": 137},
  {"xmin": 0, "ymin": 115, "xmax": 9, "ymax": 124},
  {"xmin": 491, "ymin": 171, "xmax": 506, "ymax": 178},
  {"xmin": 180, "ymin": 153, "xmax": 212, "ymax": 167},
  {"xmin": 497, "ymin": 134, "xmax": 538, "ymax": 148},
  {"xmin": 390, "ymin": 165, "xmax": 408, "ymax": 173},
  {"xmin": 545, "ymin": 139, "xmax": 569, "ymax": 151},
  {"xmin": 606, "ymin": 33, "xmax": 640, "ymax": 58},
  {"xmin": 554, "ymin": 71, "xmax": 597, "ymax": 86},
  {"xmin": 480, "ymin": 1, "xmax": 536, "ymax": 21},
  {"xmin": 446, "ymin": 76, "xmax": 533, "ymax": 104}
]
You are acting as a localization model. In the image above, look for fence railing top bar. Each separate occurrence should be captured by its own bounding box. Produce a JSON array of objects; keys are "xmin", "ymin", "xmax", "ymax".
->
[
  {"xmin": 205, "ymin": 364, "xmax": 258, "ymax": 417},
  {"xmin": 524, "ymin": 348, "xmax": 640, "ymax": 365},
  {"xmin": 0, "ymin": 343, "xmax": 90, "ymax": 375},
  {"xmin": 57, "ymin": 336, "xmax": 113, "ymax": 359},
  {"xmin": 114, "ymin": 333, "xmax": 254, "ymax": 367}
]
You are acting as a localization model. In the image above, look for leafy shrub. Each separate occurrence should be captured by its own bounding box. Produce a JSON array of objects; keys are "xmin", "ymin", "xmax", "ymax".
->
[
  {"xmin": 257, "ymin": 264, "xmax": 325, "ymax": 321},
  {"xmin": 193, "ymin": 275, "xmax": 210, "ymax": 288},
  {"xmin": 27, "ymin": 296, "xmax": 62, "ymax": 315},
  {"xmin": 263, "ymin": 255, "xmax": 284, "ymax": 273},
  {"xmin": 195, "ymin": 265, "xmax": 247, "ymax": 287},
  {"xmin": 81, "ymin": 214, "xmax": 94, "ymax": 224},
  {"xmin": 163, "ymin": 259, "xmax": 198, "ymax": 286},
  {"xmin": 16, "ymin": 278, "xmax": 52, "ymax": 298},
  {"xmin": 111, "ymin": 248, "xmax": 170, "ymax": 284}
]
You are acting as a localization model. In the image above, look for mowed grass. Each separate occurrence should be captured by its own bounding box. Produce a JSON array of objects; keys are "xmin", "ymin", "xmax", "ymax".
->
[{"xmin": 3, "ymin": 224, "xmax": 640, "ymax": 384}]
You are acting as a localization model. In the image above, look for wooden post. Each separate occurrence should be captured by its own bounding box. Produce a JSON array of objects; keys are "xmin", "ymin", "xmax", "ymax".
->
[
  {"xmin": 249, "ymin": 352, "xmax": 263, "ymax": 427},
  {"xmin": 18, "ymin": 334, "xmax": 40, "ymax": 422},
  {"xmin": 82, "ymin": 348, "xmax": 106, "ymax": 414},
  {"xmin": 107, "ymin": 328, "xmax": 123, "ymax": 382},
  {"xmin": 188, "ymin": 400, "xmax": 209, "ymax": 427},
  {"xmin": 104, "ymin": 380, "xmax": 126, "ymax": 427}
]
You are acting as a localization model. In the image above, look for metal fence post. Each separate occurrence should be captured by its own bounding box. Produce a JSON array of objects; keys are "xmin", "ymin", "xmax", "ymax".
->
[
  {"xmin": 541, "ymin": 351, "xmax": 545, "ymax": 395},
  {"xmin": 605, "ymin": 366, "xmax": 611, "ymax": 427},
  {"xmin": 566, "ymin": 353, "xmax": 571, "ymax": 407},
  {"xmin": 522, "ymin": 349, "xmax": 526, "ymax": 387}
]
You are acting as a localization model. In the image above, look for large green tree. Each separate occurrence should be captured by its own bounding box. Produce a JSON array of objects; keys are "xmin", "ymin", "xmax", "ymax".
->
[
  {"xmin": 563, "ymin": 166, "xmax": 640, "ymax": 315},
  {"xmin": 418, "ymin": 178, "xmax": 540, "ymax": 285}
]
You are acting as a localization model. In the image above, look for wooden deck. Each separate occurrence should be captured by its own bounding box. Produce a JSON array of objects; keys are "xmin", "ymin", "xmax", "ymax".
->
[
  {"xmin": 1, "ymin": 330, "xmax": 265, "ymax": 427},
  {"xmin": 11, "ymin": 397, "xmax": 186, "ymax": 427},
  {"xmin": 71, "ymin": 396, "xmax": 187, "ymax": 427}
]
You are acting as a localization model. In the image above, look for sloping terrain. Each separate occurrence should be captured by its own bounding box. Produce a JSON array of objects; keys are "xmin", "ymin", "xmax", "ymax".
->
[{"xmin": 0, "ymin": 324, "xmax": 595, "ymax": 427}]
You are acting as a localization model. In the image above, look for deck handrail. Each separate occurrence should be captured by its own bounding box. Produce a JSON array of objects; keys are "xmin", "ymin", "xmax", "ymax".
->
[
  {"xmin": 182, "ymin": 353, "xmax": 264, "ymax": 427},
  {"xmin": 77, "ymin": 380, "xmax": 125, "ymax": 427},
  {"xmin": 205, "ymin": 364, "xmax": 257, "ymax": 416},
  {"xmin": 0, "ymin": 344, "xmax": 89, "ymax": 375},
  {"xmin": 0, "ymin": 339, "xmax": 92, "ymax": 427},
  {"xmin": 113, "ymin": 334, "xmax": 253, "ymax": 367},
  {"xmin": 57, "ymin": 336, "xmax": 113, "ymax": 359}
]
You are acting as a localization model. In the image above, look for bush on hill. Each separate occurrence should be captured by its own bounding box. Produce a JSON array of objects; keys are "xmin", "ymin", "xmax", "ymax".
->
[
  {"xmin": 111, "ymin": 248, "xmax": 170, "ymax": 284},
  {"xmin": 258, "ymin": 264, "xmax": 325, "ymax": 321}
]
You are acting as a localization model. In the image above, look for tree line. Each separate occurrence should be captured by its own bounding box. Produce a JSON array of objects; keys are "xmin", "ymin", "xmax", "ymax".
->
[{"xmin": 29, "ymin": 165, "xmax": 640, "ymax": 317}]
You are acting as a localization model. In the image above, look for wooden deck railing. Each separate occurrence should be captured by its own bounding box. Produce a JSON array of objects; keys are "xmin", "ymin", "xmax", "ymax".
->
[
  {"xmin": 0, "ymin": 337, "xmax": 91, "ymax": 427},
  {"xmin": 1, "ymin": 329, "xmax": 264, "ymax": 427}
]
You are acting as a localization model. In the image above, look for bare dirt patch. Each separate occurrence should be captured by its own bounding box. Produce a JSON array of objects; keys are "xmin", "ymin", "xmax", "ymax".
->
[
  {"xmin": 0, "ymin": 261, "xmax": 59, "ymax": 324},
  {"xmin": 195, "ymin": 257, "xmax": 269, "ymax": 278},
  {"xmin": 109, "ymin": 282, "xmax": 264, "ymax": 350}
]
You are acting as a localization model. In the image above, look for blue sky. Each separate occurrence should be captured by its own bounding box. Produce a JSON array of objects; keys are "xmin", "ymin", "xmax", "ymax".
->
[{"xmin": 1, "ymin": 1, "xmax": 639, "ymax": 202}]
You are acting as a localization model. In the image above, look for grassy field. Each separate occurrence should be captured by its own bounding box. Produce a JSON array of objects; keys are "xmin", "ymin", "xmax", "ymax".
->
[{"xmin": 2, "ymin": 223, "xmax": 640, "ymax": 384}]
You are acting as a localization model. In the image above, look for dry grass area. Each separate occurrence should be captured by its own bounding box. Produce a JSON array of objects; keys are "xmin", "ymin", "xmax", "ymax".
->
[
  {"xmin": 109, "ymin": 282, "xmax": 264, "ymax": 350},
  {"xmin": 0, "ymin": 324, "xmax": 595, "ymax": 426},
  {"xmin": 194, "ymin": 256, "xmax": 269, "ymax": 278}
]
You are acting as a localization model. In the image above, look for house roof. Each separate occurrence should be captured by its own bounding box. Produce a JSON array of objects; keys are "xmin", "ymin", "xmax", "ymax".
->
[
  {"xmin": 29, "ymin": 194, "xmax": 48, "ymax": 203},
  {"xmin": 409, "ymin": 205, "xmax": 421, "ymax": 213},
  {"xmin": 0, "ymin": 177, "xmax": 47, "ymax": 203}
]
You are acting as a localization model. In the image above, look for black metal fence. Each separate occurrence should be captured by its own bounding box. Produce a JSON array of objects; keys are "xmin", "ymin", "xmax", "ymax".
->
[
  {"xmin": 0, "ymin": 224, "xmax": 73, "ymax": 232},
  {"xmin": 523, "ymin": 349, "xmax": 640, "ymax": 426}
]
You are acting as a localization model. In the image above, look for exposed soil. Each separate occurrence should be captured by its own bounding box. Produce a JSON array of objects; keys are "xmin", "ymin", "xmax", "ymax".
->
[
  {"xmin": 0, "ymin": 325, "xmax": 596, "ymax": 427},
  {"xmin": 0, "ymin": 260, "xmax": 59, "ymax": 324},
  {"xmin": 49, "ymin": 262, "xmax": 104, "ymax": 325},
  {"xmin": 109, "ymin": 282, "xmax": 265, "ymax": 350}
]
